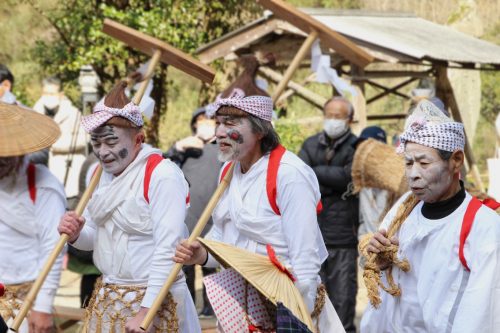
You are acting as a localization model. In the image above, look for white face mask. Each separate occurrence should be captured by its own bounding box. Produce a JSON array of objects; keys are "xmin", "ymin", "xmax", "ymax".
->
[
  {"xmin": 40, "ymin": 95, "xmax": 61, "ymax": 109},
  {"xmin": 0, "ymin": 90, "xmax": 16, "ymax": 104},
  {"xmin": 196, "ymin": 122, "xmax": 216, "ymax": 141},
  {"xmin": 323, "ymin": 119, "xmax": 348, "ymax": 139}
]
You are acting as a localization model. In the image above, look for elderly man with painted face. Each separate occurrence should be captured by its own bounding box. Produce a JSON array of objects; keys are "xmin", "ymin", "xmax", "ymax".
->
[
  {"xmin": 174, "ymin": 57, "xmax": 345, "ymax": 332},
  {"xmin": 0, "ymin": 103, "xmax": 66, "ymax": 333},
  {"xmin": 57, "ymin": 83, "xmax": 200, "ymax": 333},
  {"xmin": 298, "ymin": 97, "xmax": 359, "ymax": 333},
  {"xmin": 360, "ymin": 100, "xmax": 500, "ymax": 333}
]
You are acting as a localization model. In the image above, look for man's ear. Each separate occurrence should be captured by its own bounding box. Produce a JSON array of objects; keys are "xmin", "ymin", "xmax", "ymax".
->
[{"xmin": 450, "ymin": 150, "xmax": 465, "ymax": 173}]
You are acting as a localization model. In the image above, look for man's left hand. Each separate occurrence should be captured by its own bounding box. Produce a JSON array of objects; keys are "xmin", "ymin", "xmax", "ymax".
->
[
  {"xmin": 125, "ymin": 307, "xmax": 153, "ymax": 333},
  {"xmin": 28, "ymin": 310, "xmax": 53, "ymax": 333}
]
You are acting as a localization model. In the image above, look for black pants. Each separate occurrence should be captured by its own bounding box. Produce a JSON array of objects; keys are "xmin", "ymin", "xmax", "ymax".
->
[
  {"xmin": 80, "ymin": 274, "xmax": 100, "ymax": 308},
  {"xmin": 183, "ymin": 265, "xmax": 216, "ymax": 310},
  {"xmin": 320, "ymin": 247, "xmax": 358, "ymax": 333}
]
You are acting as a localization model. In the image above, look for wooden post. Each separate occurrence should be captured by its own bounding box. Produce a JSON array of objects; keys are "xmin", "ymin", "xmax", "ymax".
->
[
  {"xmin": 11, "ymin": 167, "xmax": 103, "ymax": 331},
  {"xmin": 272, "ymin": 30, "xmax": 318, "ymax": 102},
  {"xmin": 132, "ymin": 49, "xmax": 162, "ymax": 105},
  {"xmin": 435, "ymin": 66, "xmax": 485, "ymax": 192},
  {"xmin": 140, "ymin": 163, "xmax": 235, "ymax": 330}
]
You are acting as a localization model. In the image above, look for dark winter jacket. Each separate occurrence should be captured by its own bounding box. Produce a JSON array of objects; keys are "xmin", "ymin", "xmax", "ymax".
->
[
  {"xmin": 164, "ymin": 141, "xmax": 221, "ymax": 235},
  {"xmin": 299, "ymin": 130, "xmax": 359, "ymax": 247}
]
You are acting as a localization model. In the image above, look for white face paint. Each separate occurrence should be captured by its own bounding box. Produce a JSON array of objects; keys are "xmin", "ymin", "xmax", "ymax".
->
[
  {"xmin": 90, "ymin": 125, "xmax": 139, "ymax": 176},
  {"xmin": 215, "ymin": 115, "xmax": 259, "ymax": 162},
  {"xmin": 404, "ymin": 142, "xmax": 454, "ymax": 203}
]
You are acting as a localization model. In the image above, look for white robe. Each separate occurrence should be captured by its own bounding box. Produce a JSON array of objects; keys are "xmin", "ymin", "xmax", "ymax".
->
[
  {"xmin": 33, "ymin": 98, "xmax": 87, "ymax": 198},
  {"xmin": 360, "ymin": 192, "xmax": 500, "ymax": 333},
  {"xmin": 206, "ymin": 151, "xmax": 345, "ymax": 332},
  {"xmin": 72, "ymin": 145, "xmax": 200, "ymax": 332},
  {"xmin": 0, "ymin": 160, "xmax": 66, "ymax": 330}
]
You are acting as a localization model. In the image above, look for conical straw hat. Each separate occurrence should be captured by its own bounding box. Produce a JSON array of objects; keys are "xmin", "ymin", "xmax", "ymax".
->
[
  {"xmin": 198, "ymin": 237, "xmax": 315, "ymax": 332},
  {"xmin": 0, "ymin": 102, "xmax": 61, "ymax": 157},
  {"xmin": 352, "ymin": 138, "xmax": 408, "ymax": 196}
]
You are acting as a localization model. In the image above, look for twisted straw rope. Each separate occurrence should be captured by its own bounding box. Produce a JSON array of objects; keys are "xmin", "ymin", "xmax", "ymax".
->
[{"xmin": 359, "ymin": 194, "xmax": 420, "ymax": 308}]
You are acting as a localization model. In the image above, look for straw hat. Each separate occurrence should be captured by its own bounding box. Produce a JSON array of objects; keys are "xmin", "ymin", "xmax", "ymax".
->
[
  {"xmin": 0, "ymin": 102, "xmax": 61, "ymax": 157},
  {"xmin": 197, "ymin": 237, "xmax": 315, "ymax": 332},
  {"xmin": 352, "ymin": 138, "xmax": 408, "ymax": 196}
]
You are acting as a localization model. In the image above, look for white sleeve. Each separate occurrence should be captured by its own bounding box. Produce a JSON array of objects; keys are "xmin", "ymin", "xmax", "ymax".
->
[
  {"xmin": 71, "ymin": 208, "xmax": 97, "ymax": 251},
  {"xmin": 33, "ymin": 188, "xmax": 66, "ymax": 314},
  {"xmin": 451, "ymin": 209, "xmax": 500, "ymax": 332},
  {"xmin": 204, "ymin": 222, "xmax": 222, "ymax": 268},
  {"xmin": 141, "ymin": 165, "xmax": 189, "ymax": 308},
  {"xmin": 379, "ymin": 191, "xmax": 412, "ymax": 231},
  {"xmin": 277, "ymin": 165, "xmax": 321, "ymax": 310}
]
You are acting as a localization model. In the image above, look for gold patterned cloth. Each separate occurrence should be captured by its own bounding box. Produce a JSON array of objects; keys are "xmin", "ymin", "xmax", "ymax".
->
[
  {"xmin": 0, "ymin": 282, "xmax": 33, "ymax": 332},
  {"xmin": 82, "ymin": 279, "xmax": 178, "ymax": 333}
]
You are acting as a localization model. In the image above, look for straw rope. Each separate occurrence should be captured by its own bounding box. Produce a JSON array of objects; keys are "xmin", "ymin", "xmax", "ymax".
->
[
  {"xmin": 359, "ymin": 193, "xmax": 420, "ymax": 308},
  {"xmin": 0, "ymin": 282, "xmax": 33, "ymax": 323},
  {"xmin": 82, "ymin": 279, "xmax": 178, "ymax": 333}
]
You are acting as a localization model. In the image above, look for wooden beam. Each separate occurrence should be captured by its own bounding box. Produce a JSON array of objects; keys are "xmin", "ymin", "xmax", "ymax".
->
[
  {"xmin": 271, "ymin": 30, "xmax": 318, "ymax": 102},
  {"xmin": 435, "ymin": 66, "xmax": 485, "ymax": 193},
  {"xmin": 256, "ymin": 0, "xmax": 374, "ymax": 68},
  {"xmin": 351, "ymin": 70, "xmax": 434, "ymax": 79},
  {"xmin": 258, "ymin": 66, "xmax": 326, "ymax": 110},
  {"xmin": 367, "ymin": 113, "xmax": 407, "ymax": 120},
  {"xmin": 197, "ymin": 19, "xmax": 280, "ymax": 64},
  {"xmin": 276, "ymin": 73, "xmax": 317, "ymax": 104},
  {"xmin": 103, "ymin": 18, "xmax": 215, "ymax": 83},
  {"xmin": 366, "ymin": 77, "xmax": 416, "ymax": 104}
]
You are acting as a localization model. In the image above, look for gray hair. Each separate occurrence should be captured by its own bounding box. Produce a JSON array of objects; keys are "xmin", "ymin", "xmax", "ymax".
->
[
  {"xmin": 247, "ymin": 115, "xmax": 280, "ymax": 154},
  {"xmin": 42, "ymin": 76, "xmax": 61, "ymax": 89},
  {"xmin": 323, "ymin": 97, "xmax": 354, "ymax": 120}
]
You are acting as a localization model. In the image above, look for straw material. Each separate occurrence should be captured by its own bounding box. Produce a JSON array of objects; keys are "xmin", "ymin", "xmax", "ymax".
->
[
  {"xmin": 0, "ymin": 103, "xmax": 60, "ymax": 157},
  {"xmin": 352, "ymin": 138, "xmax": 408, "ymax": 196},
  {"xmin": 198, "ymin": 238, "xmax": 315, "ymax": 332}
]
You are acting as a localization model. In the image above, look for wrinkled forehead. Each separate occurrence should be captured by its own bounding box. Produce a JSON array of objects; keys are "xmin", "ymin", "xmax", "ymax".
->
[
  {"xmin": 90, "ymin": 124, "xmax": 131, "ymax": 141},
  {"xmin": 404, "ymin": 142, "xmax": 441, "ymax": 159}
]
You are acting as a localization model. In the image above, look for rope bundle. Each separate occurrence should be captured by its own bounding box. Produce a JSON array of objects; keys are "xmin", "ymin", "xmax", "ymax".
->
[{"xmin": 359, "ymin": 194, "xmax": 420, "ymax": 308}]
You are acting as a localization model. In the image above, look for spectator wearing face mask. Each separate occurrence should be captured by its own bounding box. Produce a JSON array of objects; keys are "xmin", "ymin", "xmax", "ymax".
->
[
  {"xmin": 33, "ymin": 77, "xmax": 87, "ymax": 206},
  {"xmin": 299, "ymin": 97, "xmax": 359, "ymax": 333},
  {"xmin": 163, "ymin": 106, "xmax": 221, "ymax": 317},
  {"xmin": 0, "ymin": 64, "xmax": 16, "ymax": 104}
]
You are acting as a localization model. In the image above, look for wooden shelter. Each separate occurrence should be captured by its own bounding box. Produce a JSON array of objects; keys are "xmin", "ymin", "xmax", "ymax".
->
[{"xmin": 196, "ymin": 8, "xmax": 500, "ymax": 191}]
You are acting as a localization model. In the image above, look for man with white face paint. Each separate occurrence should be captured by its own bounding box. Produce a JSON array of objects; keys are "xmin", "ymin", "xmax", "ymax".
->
[
  {"xmin": 360, "ymin": 100, "xmax": 500, "ymax": 333},
  {"xmin": 0, "ymin": 103, "xmax": 65, "ymax": 333},
  {"xmin": 57, "ymin": 82, "xmax": 200, "ymax": 333},
  {"xmin": 173, "ymin": 56, "xmax": 345, "ymax": 332},
  {"xmin": 299, "ymin": 97, "xmax": 359, "ymax": 333}
]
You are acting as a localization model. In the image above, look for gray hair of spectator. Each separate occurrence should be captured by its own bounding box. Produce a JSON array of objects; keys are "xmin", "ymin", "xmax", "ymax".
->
[
  {"xmin": 42, "ymin": 76, "xmax": 61, "ymax": 89},
  {"xmin": 323, "ymin": 97, "xmax": 354, "ymax": 120},
  {"xmin": 247, "ymin": 115, "xmax": 280, "ymax": 154}
]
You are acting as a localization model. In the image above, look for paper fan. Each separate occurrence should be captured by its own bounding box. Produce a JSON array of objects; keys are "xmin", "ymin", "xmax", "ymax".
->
[{"xmin": 198, "ymin": 238, "xmax": 315, "ymax": 331}]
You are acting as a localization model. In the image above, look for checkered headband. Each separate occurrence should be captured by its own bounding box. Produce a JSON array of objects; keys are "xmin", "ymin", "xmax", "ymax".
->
[
  {"xmin": 81, "ymin": 100, "xmax": 143, "ymax": 133},
  {"xmin": 397, "ymin": 100, "xmax": 465, "ymax": 153},
  {"xmin": 206, "ymin": 88, "xmax": 273, "ymax": 122}
]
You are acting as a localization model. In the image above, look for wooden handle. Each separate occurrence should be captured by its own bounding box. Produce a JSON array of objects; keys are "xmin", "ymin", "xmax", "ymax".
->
[
  {"xmin": 132, "ymin": 49, "xmax": 162, "ymax": 105},
  {"xmin": 272, "ymin": 30, "xmax": 318, "ymax": 103},
  {"xmin": 10, "ymin": 166, "xmax": 103, "ymax": 331},
  {"xmin": 140, "ymin": 163, "xmax": 236, "ymax": 331}
]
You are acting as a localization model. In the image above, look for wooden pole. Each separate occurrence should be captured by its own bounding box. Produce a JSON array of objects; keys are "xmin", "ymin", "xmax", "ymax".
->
[
  {"xmin": 435, "ymin": 66, "xmax": 485, "ymax": 193},
  {"xmin": 272, "ymin": 30, "xmax": 318, "ymax": 103},
  {"xmin": 140, "ymin": 163, "xmax": 236, "ymax": 331},
  {"xmin": 132, "ymin": 50, "xmax": 162, "ymax": 105},
  {"xmin": 10, "ymin": 166, "xmax": 103, "ymax": 331},
  {"xmin": 11, "ymin": 50, "xmax": 163, "ymax": 332}
]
